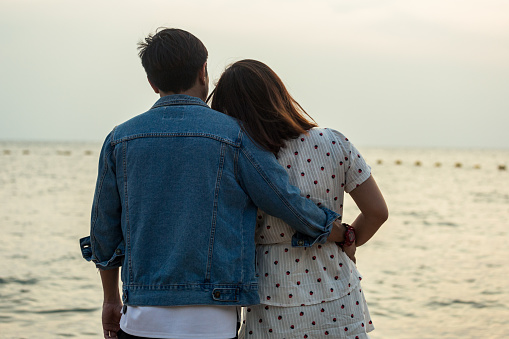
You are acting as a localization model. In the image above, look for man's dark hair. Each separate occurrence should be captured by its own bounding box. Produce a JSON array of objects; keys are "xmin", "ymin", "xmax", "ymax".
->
[{"xmin": 138, "ymin": 28, "xmax": 208, "ymax": 93}]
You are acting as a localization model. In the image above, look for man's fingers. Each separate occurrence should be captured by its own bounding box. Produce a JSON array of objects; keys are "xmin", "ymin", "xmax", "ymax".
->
[{"xmin": 103, "ymin": 329, "xmax": 118, "ymax": 339}]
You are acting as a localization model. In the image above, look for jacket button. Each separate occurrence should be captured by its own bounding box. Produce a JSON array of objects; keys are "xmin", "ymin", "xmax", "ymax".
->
[
  {"xmin": 115, "ymin": 249, "xmax": 122, "ymax": 255},
  {"xmin": 297, "ymin": 240, "xmax": 304, "ymax": 246},
  {"xmin": 214, "ymin": 291, "xmax": 221, "ymax": 298}
]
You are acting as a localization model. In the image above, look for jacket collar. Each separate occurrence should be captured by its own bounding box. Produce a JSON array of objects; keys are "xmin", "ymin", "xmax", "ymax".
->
[{"xmin": 151, "ymin": 94, "xmax": 209, "ymax": 110}]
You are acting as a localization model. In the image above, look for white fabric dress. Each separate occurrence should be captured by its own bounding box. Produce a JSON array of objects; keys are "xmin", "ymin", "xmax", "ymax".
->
[{"xmin": 244, "ymin": 128, "xmax": 374, "ymax": 339}]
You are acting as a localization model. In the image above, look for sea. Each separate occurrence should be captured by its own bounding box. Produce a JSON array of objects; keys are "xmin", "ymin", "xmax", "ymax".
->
[{"xmin": 0, "ymin": 141, "xmax": 508, "ymax": 339}]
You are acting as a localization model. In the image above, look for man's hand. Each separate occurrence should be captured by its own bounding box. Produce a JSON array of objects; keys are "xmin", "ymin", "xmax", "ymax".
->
[
  {"xmin": 99, "ymin": 268, "xmax": 122, "ymax": 339},
  {"xmin": 328, "ymin": 220, "xmax": 345, "ymax": 243},
  {"xmin": 102, "ymin": 302, "xmax": 122, "ymax": 339},
  {"xmin": 342, "ymin": 243, "xmax": 356, "ymax": 264}
]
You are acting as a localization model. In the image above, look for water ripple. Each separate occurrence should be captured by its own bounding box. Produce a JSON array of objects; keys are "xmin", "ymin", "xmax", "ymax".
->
[
  {"xmin": 35, "ymin": 307, "xmax": 99, "ymax": 314},
  {"xmin": 426, "ymin": 299, "xmax": 504, "ymax": 309},
  {"xmin": 436, "ymin": 221, "xmax": 458, "ymax": 227},
  {"xmin": 8, "ymin": 307, "xmax": 99, "ymax": 314},
  {"xmin": 0, "ymin": 277, "xmax": 39, "ymax": 285}
]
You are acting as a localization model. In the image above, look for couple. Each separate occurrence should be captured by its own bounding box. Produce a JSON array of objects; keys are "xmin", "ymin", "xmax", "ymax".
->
[{"xmin": 80, "ymin": 28, "xmax": 388, "ymax": 339}]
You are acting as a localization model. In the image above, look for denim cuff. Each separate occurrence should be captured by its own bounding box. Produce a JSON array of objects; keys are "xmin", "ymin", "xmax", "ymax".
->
[
  {"xmin": 291, "ymin": 207, "xmax": 340, "ymax": 247},
  {"xmin": 79, "ymin": 236, "xmax": 125, "ymax": 270},
  {"xmin": 80, "ymin": 236, "xmax": 93, "ymax": 261}
]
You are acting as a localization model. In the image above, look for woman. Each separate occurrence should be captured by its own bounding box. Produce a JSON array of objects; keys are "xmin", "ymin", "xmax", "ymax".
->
[{"xmin": 209, "ymin": 60, "xmax": 388, "ymax": 338}]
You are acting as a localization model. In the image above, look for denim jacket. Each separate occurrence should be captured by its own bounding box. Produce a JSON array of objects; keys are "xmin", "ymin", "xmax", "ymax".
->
[{"xmin": 80, "ymin": 95, "xmax": 339, "ymax": 307}]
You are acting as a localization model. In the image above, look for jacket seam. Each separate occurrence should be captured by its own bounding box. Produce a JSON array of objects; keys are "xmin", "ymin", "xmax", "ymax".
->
[
  {"xmin": 90, "ymin": 143, "xmax": 114, "ymax": 263},
  {"xmin": 240, "ymin": 146, "xmax": 320, "ymax": 233},
  {"xmin": 124, "ymin": 283, "xmax": 258, "ymax": 289},
  {"xmin": 111, "ymin": 133, "xmax": 240, "ymax": 147},
  {"xmin": 237, "ymin": 131, "xmax": 244, "ymax": 283},
  {"xmin": 150, "ymin": 101, "xmax": 209, "ymax": 110},
  {"xmin": 122, "ymin": 140, "xmax": 132, "ymax": 284},
  {"xmin": 111, "ymin": 126, "xmax": 118, "ymax": 146},
  {"xmin": 234, "ymin": 130, "xmax": 242, "ymax": 181},
  {"xmin": 205, "ymin": 143, "xmax": 226, "ymax": 282}
]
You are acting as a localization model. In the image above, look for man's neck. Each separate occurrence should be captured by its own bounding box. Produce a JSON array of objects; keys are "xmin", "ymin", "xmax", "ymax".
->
[{"xmin": 159, "ymin": 87, "xmax": 206, "ymax": 102}]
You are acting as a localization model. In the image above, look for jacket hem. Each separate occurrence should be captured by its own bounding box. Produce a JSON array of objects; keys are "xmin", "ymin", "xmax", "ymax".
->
[{"xmin": 123, "ymin": 284, "xmax": 260, "ymax": 307}]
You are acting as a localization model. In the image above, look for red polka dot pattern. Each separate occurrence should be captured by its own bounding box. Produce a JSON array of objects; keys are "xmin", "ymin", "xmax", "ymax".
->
[{"xmin": 248, "ymin": 128, "xmax": 373, "ymax": 337}]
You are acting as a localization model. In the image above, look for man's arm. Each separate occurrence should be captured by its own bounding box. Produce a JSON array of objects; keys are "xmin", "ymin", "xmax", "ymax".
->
[
  {"xmin": 237, "ymin": 134, "xmax": 341, "ymax": 247},
  {"xmin": 87, "ymin": 132, "xmax": 124, "ymax": 338},
  {"xmin": 89, "ymin": 132, "xmax": 124, "ymax": 269},
  {"xmin": 100, "ymin": 268, "xmax": 122, "ymax": 339}
]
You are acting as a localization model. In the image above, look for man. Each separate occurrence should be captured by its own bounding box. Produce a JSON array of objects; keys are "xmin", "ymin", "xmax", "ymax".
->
[{"xmin": 80, "ymin": 28, "xmax": 347, "ymax": 339}]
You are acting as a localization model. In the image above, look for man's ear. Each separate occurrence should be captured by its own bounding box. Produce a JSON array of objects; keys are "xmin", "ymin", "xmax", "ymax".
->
[
  {"xmin": 148, "ymin": 77, "xmax": 160, "ymax": 94},
  {"xmin": 198, "ymin": 62, "xmax": 208, "ymax": 85}
]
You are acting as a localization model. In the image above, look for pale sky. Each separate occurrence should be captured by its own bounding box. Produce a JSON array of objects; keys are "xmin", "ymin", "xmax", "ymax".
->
[{"xmin": 1, "ymin": 0, "xmax": 508, "ymax": 148}]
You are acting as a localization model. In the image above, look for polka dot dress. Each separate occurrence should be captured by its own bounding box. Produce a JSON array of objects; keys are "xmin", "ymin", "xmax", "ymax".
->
[{"xmin": 245, "ymin": 128, "xmax": 374, "ymax": 338}]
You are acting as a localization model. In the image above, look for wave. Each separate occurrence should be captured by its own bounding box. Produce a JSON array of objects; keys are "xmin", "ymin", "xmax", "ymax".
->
[
  {"xmin": 0, "ymin": 277, "xmax": 38, "ymax": 285},
  {"xmin": 11, "ymin": 307, "xmax": 99, "ymax": 314},
  {"xmin": 426, "ymin": 299, "xmax": 504, "ymax": 309}
]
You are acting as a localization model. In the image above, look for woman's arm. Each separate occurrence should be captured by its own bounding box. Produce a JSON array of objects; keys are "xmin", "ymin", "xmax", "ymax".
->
[{"xmin": 349, "ymin": 175, "xmax": 388, "ymax": 246}]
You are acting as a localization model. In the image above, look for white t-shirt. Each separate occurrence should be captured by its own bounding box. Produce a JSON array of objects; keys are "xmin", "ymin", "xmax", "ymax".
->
[{"xmin": 119, "ymin": 305, "xmax": 238, "ymax": 339}]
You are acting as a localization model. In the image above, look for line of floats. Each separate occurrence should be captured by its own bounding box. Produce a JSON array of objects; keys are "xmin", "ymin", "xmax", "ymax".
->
[
  {"xmin": 1, "ymin": 149, "xmax": 507, "ymax": 171},
  {"xmin": 377, "ymin": 159, "xmax": 506, "ymax": 171},
  {"xmin": 2, "ymin": 149, "xmax": 93, "ymax": 156}
]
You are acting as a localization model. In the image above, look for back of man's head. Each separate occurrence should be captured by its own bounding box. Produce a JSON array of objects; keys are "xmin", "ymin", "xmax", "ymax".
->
[{"xmin": 138, "ymin": 28, "xmax": 208, "ymax": 93}]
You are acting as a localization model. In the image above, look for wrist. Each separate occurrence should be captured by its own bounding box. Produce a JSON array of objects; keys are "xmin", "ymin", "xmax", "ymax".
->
[
  {"xmin": 103, "ymin": 296, "xmax": 121, "ymax": 304},
  {"xmin": 330, "ymin": 220, "xmax": 345, "ymax": 243},
  {"xmin": 336, "ymin": 223, "xmax": 356, "ymax": 248}
]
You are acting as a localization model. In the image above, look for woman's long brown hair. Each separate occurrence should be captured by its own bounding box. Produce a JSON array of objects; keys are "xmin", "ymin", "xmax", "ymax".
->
[{"xmin": 208, "ymin": 59, "xmax": 317, "ymax": 155}]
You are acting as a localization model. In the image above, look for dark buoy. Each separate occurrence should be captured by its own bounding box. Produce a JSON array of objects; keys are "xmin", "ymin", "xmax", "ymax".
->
[{"xmin": 57, "ymin": 150, "xmax": 71, "ymax": 156}]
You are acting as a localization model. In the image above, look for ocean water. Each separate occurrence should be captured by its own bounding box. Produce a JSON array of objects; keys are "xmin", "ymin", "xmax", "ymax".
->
[{"xmin": 0, "ymin": 141, "xmax": 508, "ymax": 338}]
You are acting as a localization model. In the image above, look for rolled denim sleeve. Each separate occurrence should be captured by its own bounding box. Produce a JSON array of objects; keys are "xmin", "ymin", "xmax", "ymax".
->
[
  {"xmin": 83, "ymin": 131, "xmax": 124, "ymax": 270},
  {"xmin": 237, "ymin": 133, "xmax": 340, "ymax": 247}
]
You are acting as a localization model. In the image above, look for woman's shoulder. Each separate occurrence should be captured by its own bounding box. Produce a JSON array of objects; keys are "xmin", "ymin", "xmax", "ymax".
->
[
  {"xmin": 305, "ymin": 127, "xmax": 350, "ymax": 144},
  {"xmin": 279, "ymin": 127, "xmax": 355, "ymax": 159},
  {"xmin": 281, "ymin": 127, "xmax": 350, "ymax": 149}
]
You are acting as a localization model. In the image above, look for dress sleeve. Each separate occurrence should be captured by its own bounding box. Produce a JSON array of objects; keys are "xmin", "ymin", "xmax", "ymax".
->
[{"xmin": 327, "ymin": 129, "xmax": 371, "ymax": 193}]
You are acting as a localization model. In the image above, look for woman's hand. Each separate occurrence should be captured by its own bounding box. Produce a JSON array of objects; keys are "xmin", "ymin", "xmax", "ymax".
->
[
  {"xmin": 342, "ymin": 243, "xmax": 356, "ymax": 264},
  {"xmin": 330, "ymin": 221, "xmax": 357, "ymax": 263}
]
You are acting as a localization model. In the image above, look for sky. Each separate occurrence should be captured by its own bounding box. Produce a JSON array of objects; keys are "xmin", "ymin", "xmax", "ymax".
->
[{"xmin": 0, "ymin": 0, "xmax": 508, "ymax": 149}]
